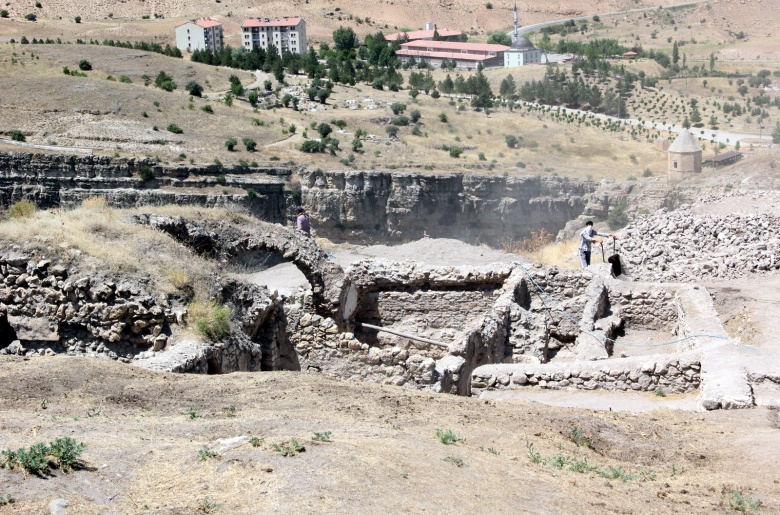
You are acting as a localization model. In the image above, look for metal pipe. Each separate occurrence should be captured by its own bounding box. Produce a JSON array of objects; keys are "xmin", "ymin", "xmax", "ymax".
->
[{"xmin": 349, "ymin": 320, "xmax": 450, "ymax": 349}]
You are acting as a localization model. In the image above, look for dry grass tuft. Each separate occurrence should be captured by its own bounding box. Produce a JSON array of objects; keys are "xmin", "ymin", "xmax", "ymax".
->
[
  {"xmin": 8, "ymin": 199, "xmax": 37, "ymax": 219},
  {"xmin": 529, "ymin": 238, "xmax": 581, "ymax": 268}
]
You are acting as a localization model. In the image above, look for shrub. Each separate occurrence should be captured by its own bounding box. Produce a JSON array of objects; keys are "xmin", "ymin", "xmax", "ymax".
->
[
  {"xmin": 25, "ymin": 13, "xmax": 37, "ymax": 21},
  {"xmin": 201, "ymin": 105, "xmax": 214, "ymax": 114},
  {"xmin": 186, "ymin": 81, "xmax": 203, "ymax": 97},
  {"xmin": 505, "ymin": 135, "xmax": 519, "ymax": 148},
  {"xmin": 8, "ymin": 199, "xmax": 36, "ymax": 219},
  {"xmin": 167, "ymin": 124, "xmax": 183, "ymax": 134},
  {"xmin": 390, "ymin": 102, "xmax": 407, "ymax": 115},
  {"xmin": 435, "ymin": 429, "xmax": 464, "ymax": 445},
  {"xmin": 189, "ymin": 300, "xmax": 231, "ymax": 341},
  {"xmin": 154, "ymin": 71, "xmax": 177, "ymax": 92},
  {"xmin": 9, "ymin": 130, "xmax": 26, "ymax": 142},
  {"xmin": 119, "ymin": 75, "xmax": 132, "ymax": 83},
  {"xmin": 385, "ymin": 126, "xmax": 399, "ymax": 138},
  {"xmin": 247, "ymin": 90, "xmax": 259, "ymax": 107},
  {"xmin": 272, "ymin": 439, "xmax": 305, "ymax": 457},
  {"xmin": 78, "ymin": 59, "xmax": 92, "ymax": 71},
  {"xmin": 225, "ymin": 138, "xmax": 238, "ymax": 151},
  {"xmin": 215, "ymin": 174, "xmax": 227, "ymax": 185},
  {"xmin": 438, "ymin": 113, "xmax": 448, "ymax": 122},
  {"xmin": 243, "ymin": 138, "xmax": 257, "ymax": 151},
  {"xmin": 448, "ymin": 146, "xmax": 463, "ymax": 158},
  {"xmin": 0, "ymin": 10, "xmax": 8, "ymax": 18},
  {"xmin": 48, "ymin": 437, "xmax": 85, "ymax": 472},
  {"xmin": 137, "ymin": 165, "xmax": 155, "ymax": 181},
  {"xmin": 392, "ymin": 115, "xmax": 410, "ymax": 126},
  {"xmin": 317, "ymin": 123, "xmax": 333, "ymax": 138}
]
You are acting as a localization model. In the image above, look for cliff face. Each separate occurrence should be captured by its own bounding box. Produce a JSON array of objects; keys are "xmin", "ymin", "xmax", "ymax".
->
[
  {"xmin": 1, "ymin": 152, "xmax": 603, "ymax": 246},
  {"xmin": 301, "ymin": 171, "xmax": 599, "ymax": 245}
]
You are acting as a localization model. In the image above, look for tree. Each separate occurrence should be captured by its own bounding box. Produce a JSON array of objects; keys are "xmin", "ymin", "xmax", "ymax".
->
[
  {"xmin": 438, "ymin": 113, "xmax": 448, "ymax": 122},
  {"xmin": 487, "ymin": 31, "xmax": 511, "ymax": 46},
  {"xmin": 0, "ymin": 10, "xmax": 8, "ymax": 18},
  {"xmin": 352, "ymin": 138, "xmax": 363, "ymax": 152},
  {"xmin": 709, "ymin": 52, "xmax": 715, "ymax": 72},
  {"xmin": 243, "ymin": 138, "xmax": 257, "ymax": 151},
  {"xmin": 672, "ymin": 41, "xmax": 679, "ymax": 65},
  {"xmin": 186, "ymin": 81, "xmax": 203, "ymax": 97},
  {"xmin": 247, "ymin": 90, "xmax": 259, "ymax": 107},
  {"xmin": 25, "ymin": 13, "xmax": 37, "ymax": 21},
  {"xmin": 155, "ymin": 70, "xmax": 176, "ymax": 92},
  {"xmin": 690, "ymin": 105, "xmax": 702, "ymax": 125},
  {"xmin": 317, "ymin": 88, "xmax": 330, "ymax": 104},
  {"xmin": 499, "ymin": 74, "xmax": 516, "ymax": 99},
  {"xmin": 390, "ymin": 102, "xmax": 406, "ymax": 115},
  {"xmin": 78, "ymin": 59, "xmax": 92, "ymax": 71},
  {"xmin": 10, "ymin": 130, "xmax": 25, "ymax": 142},
  {"xmin": 410, "ymin": 109, "xmax": 421, "ymax": 123},
  {"xmin": 317, "ymin": 123, "xmax": 332, "ymax": 139},
  {"xmin": 505, "ymin": 135, "xmax": 519, "ymax": 148},
  {"xmin": 225, "ymin": 138, "xmax": 238, "ymax": 151},
  {"xmin": 682, "ymin": 116, "xmax": 691, "ymax": 129},
  {"xmin": 332, "ymin": 26, "xmax": 359, "ymax": 52},
  {"xmin": 385, "ymin": 126, "xmax": 399, "ymax": 138},
  {"xmin": 74, "ymin": 16, "xmax": 81, "ymax": 23},
  {"xmin": 773, "ymin": 122, "xmax": 780, "ymax": 144}
]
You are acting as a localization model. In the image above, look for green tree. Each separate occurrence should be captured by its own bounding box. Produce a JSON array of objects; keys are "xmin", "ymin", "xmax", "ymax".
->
[
  {"xmin": 390, "ymin": 102, "xmax": 407, "ymax": 115},
  {"xmin": 672, "ymin": 41, "xmax": 679, "ymax": 65},
  {"xmin": 243, "ymin": 138, "xmax": 257, "ymax": 151},
  {"xmin": 0, "ymin": 10, "xmax": 9, "ymax": 18},
  {"xmin": 247, "ymin": 90, "xmax": 259, "ymax": 107},
  {"xmin": 487, "ymin": 31, "xmax": 511, "ymax": 46},
  {"xmin": 682, "ymin": 116, "xmax": 691, "ymax": 129},
  {"xmin": 499, "ymin": 74, "xmax": 516, "ymax": 99},
  {"xmin": 332, "ymin": 26, "xmax": 359, "ymax": 52},
  {"xmin": 385, "ymin": 126, "xmax": 399, "ymax": 138},
  {"xmin": 317, "ymin": 123, "xmax": 333, "ymax": 138},
  {"xmin": 709, "ymin": 52, "xmax": 715, "ymax": 72},
  {"xmin": 690, "ymin": 105, "xmax": 702, "ymax": 124},
  {"xmin": 25, "ymin": 13, "xmax": 37, "ymax": 21},
  {"xmin": 74, "ymin": 16, "xmax": 81, "ymax": 23},
  {"xmin": 186, "ymin": 81, "xmax": 203, "ymax": 97},
  {"xmin": 78, "ymin": 59, "xmax": 92, "ymax": 71},
  {"xmin": 773, "ymin": 121, "xmax": 780, "ymax": 144},
  {"xmin": 225, "ymin": 138, "xmax": 238, "ymax": 151}
]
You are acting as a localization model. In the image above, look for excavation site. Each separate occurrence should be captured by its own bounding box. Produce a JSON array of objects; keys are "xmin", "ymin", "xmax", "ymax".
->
[{"xmin": 1, "ymin": 0, "xmax": 780, "ymax": 510}]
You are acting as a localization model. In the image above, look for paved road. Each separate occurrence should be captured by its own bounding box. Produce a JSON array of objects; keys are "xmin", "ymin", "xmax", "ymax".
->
[{"xmin": 510, "ymin": 0, "xmax": 709, "ymax": 38}]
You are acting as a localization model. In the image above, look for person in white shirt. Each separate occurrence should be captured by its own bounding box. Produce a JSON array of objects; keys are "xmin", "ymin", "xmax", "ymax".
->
[{"xmin": 579, "ymin": 220, "xmax": 616, "ymax": 268}]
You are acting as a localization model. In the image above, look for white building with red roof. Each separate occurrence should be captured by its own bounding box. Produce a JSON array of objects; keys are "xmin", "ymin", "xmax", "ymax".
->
[
  {"xmin": 396, "ymin": 40, "xmax": 510, "ymax": 69},
  {"xmin": 385, "ymin": 24, "xmax": 463, "ymax": 43},
  {"xmin": 242, "ymin": 17, "xmax": 307, "ymax": 55},
  {"xmin": 175, "ymin": 18, "xmax": 224, "ymax": 53}
]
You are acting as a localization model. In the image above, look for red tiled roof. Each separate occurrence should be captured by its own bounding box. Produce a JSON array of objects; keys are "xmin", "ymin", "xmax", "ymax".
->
[
  {"xmin": 194, "ymin": 19, "xmax": 222, "ymax": 29},
  {"xmin": 385, "ymin": 28, "xmax": 462, "ymax": 41},
  {"xmin": 400, "ymin": 40, "xmax": 509, "ymax": 52},
  {"xmin": 242, "ymin": 17, "xmax": 303, "ymax": 28},
  {"xmin": 396, "ymin": 49, "xmax": 497, "ymax": 62}
]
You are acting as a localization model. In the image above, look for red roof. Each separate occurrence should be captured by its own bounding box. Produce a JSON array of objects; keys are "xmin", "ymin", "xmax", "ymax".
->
[
  {"xmin": 193, "ymin": 19, "xmax": 222, "ymax": 29},
  {"xmin": 396, "ymin": 49, "xmax": 496, "ymax": 62},
  {"xmin": 400, "ymin": 40, "xmax": 509, "ymax": 52},
  {"xmin": 385, "ymin": 28, "xmax": 462, "ymax": 41},
  {"xmin": 242, "ymin": 17, "xmax": 303, "ymax": 28}
]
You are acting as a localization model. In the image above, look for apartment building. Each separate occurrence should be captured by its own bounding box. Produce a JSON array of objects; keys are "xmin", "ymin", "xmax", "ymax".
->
[
  {"xmin": 175, "ymin": 18, "xmax": 224, "ymax": 53},
  {"xmin": 242, "ymin": 17, "xmax": 307, "ymax": 55}
]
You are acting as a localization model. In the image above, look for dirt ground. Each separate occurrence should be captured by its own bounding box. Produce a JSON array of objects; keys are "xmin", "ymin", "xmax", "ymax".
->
[{"xmin": 0, "ymin": 357, "xmax": 778, "ymax": 514}]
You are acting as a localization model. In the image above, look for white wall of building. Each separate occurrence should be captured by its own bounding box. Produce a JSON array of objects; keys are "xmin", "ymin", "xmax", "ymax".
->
[
  {"xmin": 242, "ymin": 19, "xmax": 307, "ymax": 55},
  {"xmin": 175, "ymin": 22, "xmax": 223, "ymax": 53},
  {"xmin": 504, "ymin": 48, "xmax": 542, "ymax": 67}
]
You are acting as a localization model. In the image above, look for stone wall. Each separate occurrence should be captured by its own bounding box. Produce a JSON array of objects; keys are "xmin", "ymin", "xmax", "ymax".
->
[
  {"xmin": 471, "ymin": 353, "xmax": 702, "ymax": 395},
  {"xmin": 0, "ymin": 249, "xmax": 174, "ymax": 361}
]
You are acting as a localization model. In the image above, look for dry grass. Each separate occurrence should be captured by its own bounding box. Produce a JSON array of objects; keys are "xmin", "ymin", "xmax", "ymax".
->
[{"xmin": 0, "ymin": 203, "xmax": 228, "ymax": 297}]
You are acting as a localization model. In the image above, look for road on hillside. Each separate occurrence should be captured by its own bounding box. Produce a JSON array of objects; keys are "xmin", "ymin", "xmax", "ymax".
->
[
  {"xmin": 509, "ymin": 0, "xmax": 709, "ymax": 39},
  {"xmin": 519, "ymin": 101, "xmax": 770, "ymax": 145}
]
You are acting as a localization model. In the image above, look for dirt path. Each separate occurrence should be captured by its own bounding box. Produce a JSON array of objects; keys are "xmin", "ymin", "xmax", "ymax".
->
[{"xmin": 0, "ymin": 357, "xmax": 778, "ymax": 513}]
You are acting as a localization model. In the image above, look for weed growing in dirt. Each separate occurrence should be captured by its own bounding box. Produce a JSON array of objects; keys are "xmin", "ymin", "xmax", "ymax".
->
[
  {"xmin": 654, "ymin": 387, "xmax": 667, "ymax": 397},
  {"xmin": 0, "ymin": 438, "xmax": 85, "ymax": 476},
  {"xmin": 223, "ymin": 406, "xmax": 236, "ymax": 418},
  {"xmin": 638, "ymin": 468, "xmax": 657, "ymax": 482},
  {"xmin": 569, "ymin": 426, "xmax": 594, "ymax": 449},
  {"xmin": 722, "ymin": 489, "xmax": 762, "ymax": 512},
  {"xmin": 526, "ymin": 440, "xmax": 542, "ymax": 464},
  {"xmin": 435, "ymin": 429, "xmax": 464, "ymax": 445},
  {"xmin": 186, "ymin": 408, "xmax": 202, "ymax": 420},
  {"xmin": 48, "ymin": 437, "xmax": 85, "ymax": 472},
  {"xmin": 547, "ymin": 451, "xmax": 570, "ymax": 469},
  {"xmin": 249, "ymin": 437, "xmax": 263, "ymax": 448},
  {"xmin": 597, "ymin": 466, "xmax": 636, "ymax": 482},
  {"xmin": 197, "ymin": 446, "xmax": 219, "ymax": 461},
  {"xmin": 312, "ymin": 432, "xmax": 332, "ymax": 442},
  {"xmin": 273, "ymin": 439, "xmax": 306, "ymax": 457},
  {"xmin": 478, "ymin": 446, "xmax": 500, "ymax": 455},
  {"xmin": 671, "ymin": 463, "xmax": 686, "ymax": 477},
  {"xmin": 199, "ymin": 497, "xmax": 220, "ymax": 513},
  {"xmin": 568, "ymin": 457, "xmax": 593, "ymax": 473},
  {"xmin": 443, "ymin": 456, "xmax": 467, "ymax": 468}
]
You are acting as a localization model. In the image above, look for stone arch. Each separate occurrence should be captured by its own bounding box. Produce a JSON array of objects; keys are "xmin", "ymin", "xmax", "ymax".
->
[{"xmin": 134, "ymin": 214, "xmax": 344, "ymax": 317}]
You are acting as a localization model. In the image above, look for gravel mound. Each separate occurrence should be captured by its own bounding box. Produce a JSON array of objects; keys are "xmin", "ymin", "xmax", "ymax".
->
[{"xmin": 619, "ymin": 206, "xmax": 780, "ymax": 283}]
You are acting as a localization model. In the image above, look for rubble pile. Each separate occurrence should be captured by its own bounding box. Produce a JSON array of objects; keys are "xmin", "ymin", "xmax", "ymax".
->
[{"xmin": 620, "ymin": 207, "xmax": 780, "ymax": 282}]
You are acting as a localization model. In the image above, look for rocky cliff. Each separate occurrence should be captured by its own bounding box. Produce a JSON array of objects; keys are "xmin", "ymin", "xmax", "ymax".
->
[{"xmin": 1, "ymin": 151, "xmax": 617, "ymax": 246}]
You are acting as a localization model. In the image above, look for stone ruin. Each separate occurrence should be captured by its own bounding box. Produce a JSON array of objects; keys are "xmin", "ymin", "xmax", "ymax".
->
[{"xmin": 1, "ymin": 203, "xmax": 774, "ymax": 411}]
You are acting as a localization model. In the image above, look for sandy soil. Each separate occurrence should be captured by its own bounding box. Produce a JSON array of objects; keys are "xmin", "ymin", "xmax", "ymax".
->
[{"xmin": 0, "ymin": 357, "xmax": 778, "ymax": 514}]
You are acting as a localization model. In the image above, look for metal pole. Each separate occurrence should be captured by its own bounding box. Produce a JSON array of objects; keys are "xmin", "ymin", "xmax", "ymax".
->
[{"xmin": 349, "ymin": 320, "xmax": 450, "ymax": 348}]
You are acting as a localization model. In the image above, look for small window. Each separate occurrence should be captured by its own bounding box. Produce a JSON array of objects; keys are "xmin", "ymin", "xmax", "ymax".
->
[{"xmin": 674, "ymin": 161, "xmax": 678, "ymax": 169}]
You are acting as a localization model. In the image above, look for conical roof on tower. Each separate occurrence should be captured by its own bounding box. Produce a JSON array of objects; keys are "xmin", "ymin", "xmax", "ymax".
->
[{"xmin": 668, "ymin": 128, "xmax": 701, "ymax": 153}]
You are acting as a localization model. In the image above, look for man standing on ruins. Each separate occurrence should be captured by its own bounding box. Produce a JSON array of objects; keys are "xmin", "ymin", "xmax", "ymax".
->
[
  {"xmin": 579, "ymin": 220, "xmax": 616, "ymax": 268},
  {"xmin": 296, "ymin": 206, "xmax": 311, "ymax": 237}
]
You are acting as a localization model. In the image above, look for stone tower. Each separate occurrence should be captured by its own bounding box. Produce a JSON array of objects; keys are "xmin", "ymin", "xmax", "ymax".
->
[{"xmin": 667, "ymin": 128, "xmax": 702, "ymax": 182}]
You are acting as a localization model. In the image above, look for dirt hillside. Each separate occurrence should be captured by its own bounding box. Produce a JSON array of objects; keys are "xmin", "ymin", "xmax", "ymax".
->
[{"xmin": 0, "ymin": 357, "xmax": 778, "ymax": 513}]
